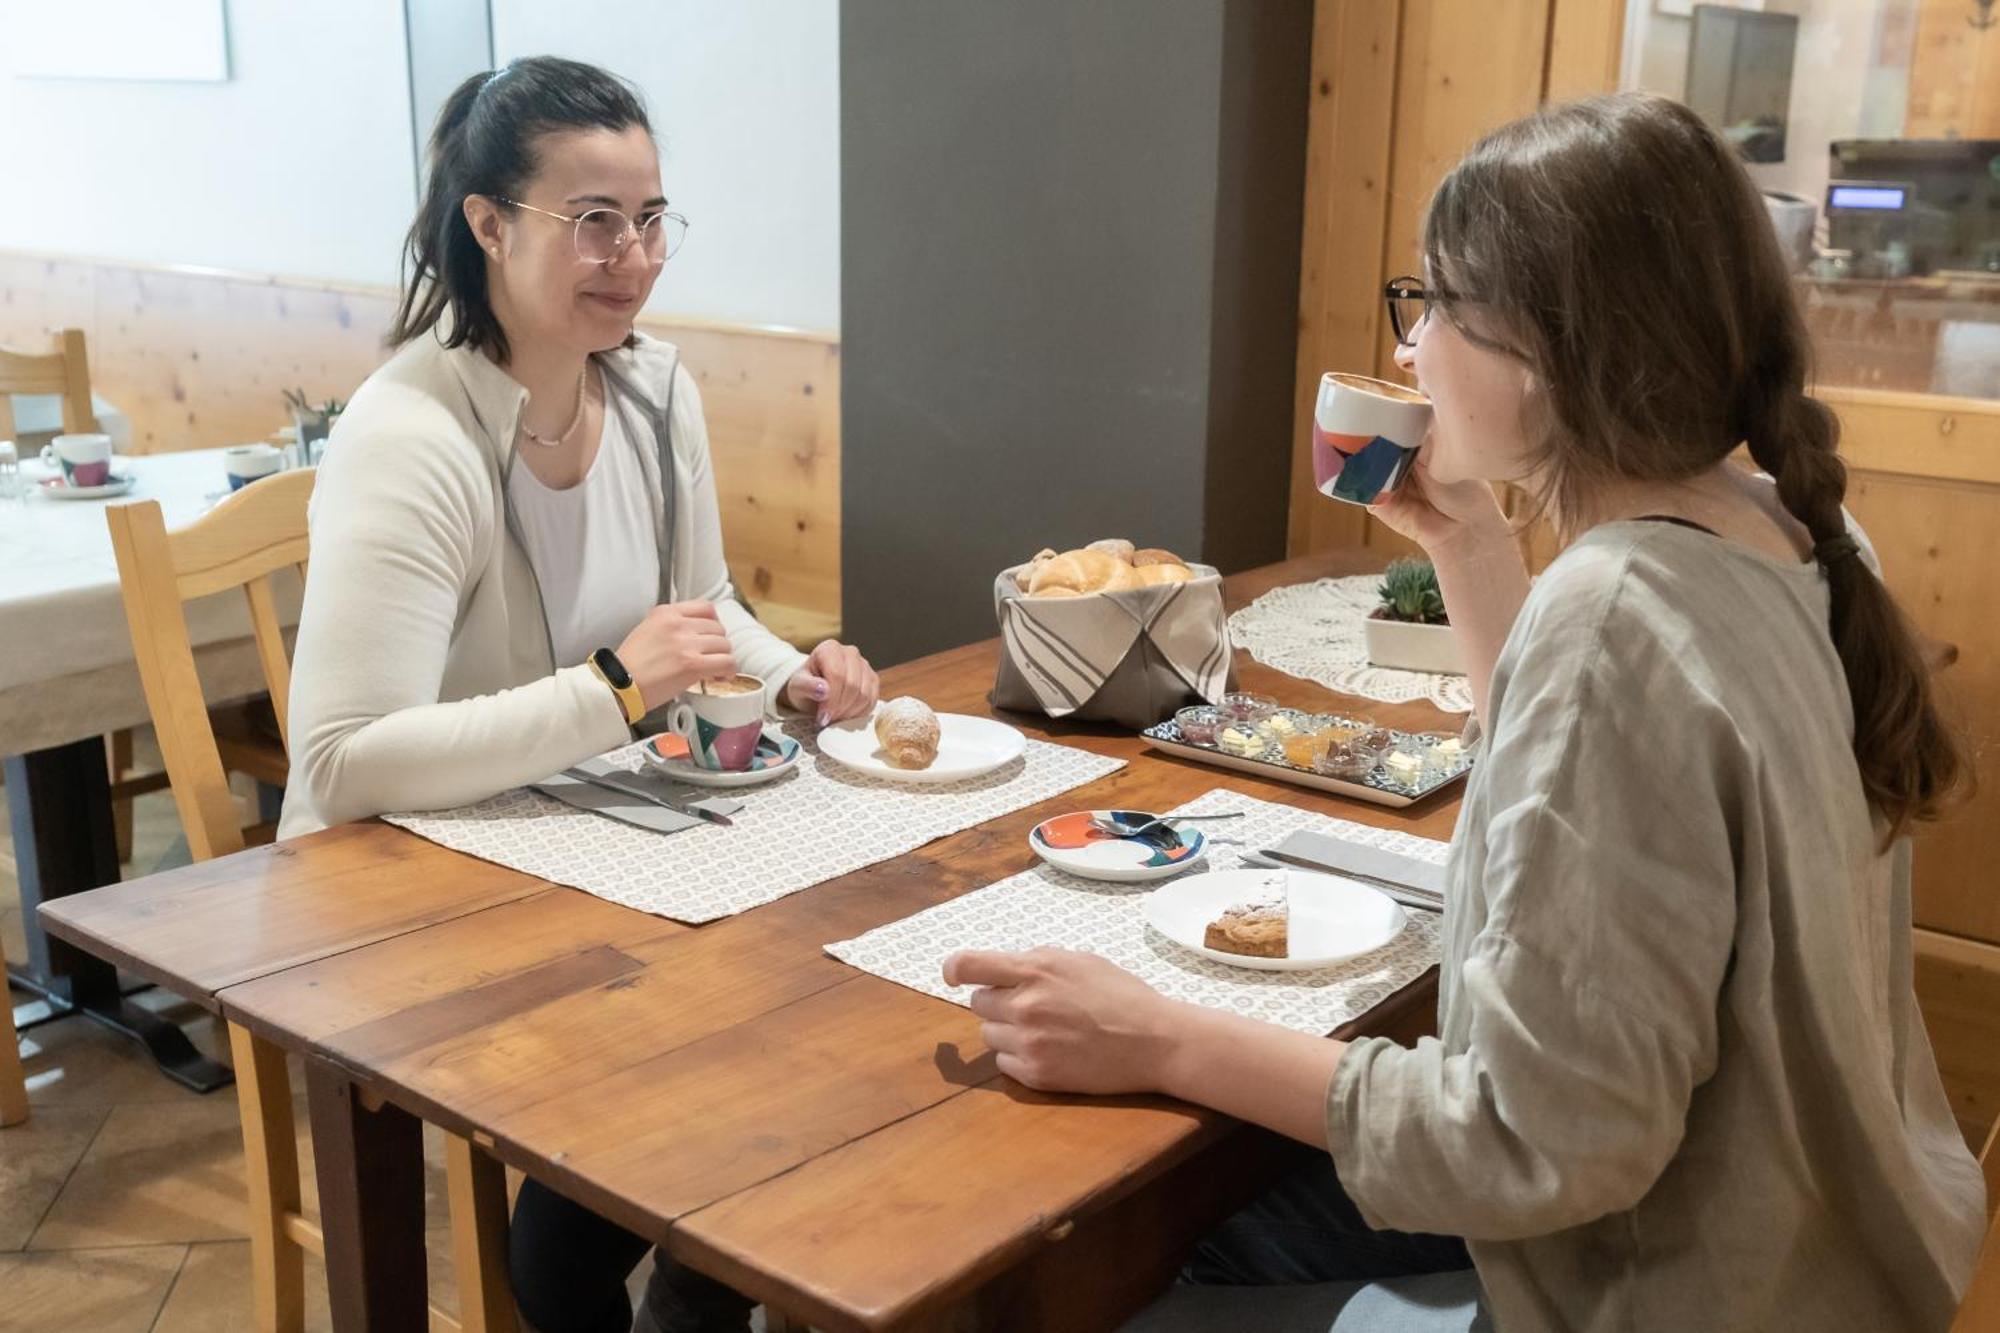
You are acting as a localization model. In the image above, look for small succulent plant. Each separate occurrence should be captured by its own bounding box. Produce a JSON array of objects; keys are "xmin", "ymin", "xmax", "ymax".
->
[{"xmin": 1376, "ymin": 558, "xmax": 1448, "ymax": 625}]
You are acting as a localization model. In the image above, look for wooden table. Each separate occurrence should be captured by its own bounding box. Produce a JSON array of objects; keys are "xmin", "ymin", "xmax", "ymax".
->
[{"xmin": 39, "ymin": 551, "xmax": 1467, "ymax": 1332}]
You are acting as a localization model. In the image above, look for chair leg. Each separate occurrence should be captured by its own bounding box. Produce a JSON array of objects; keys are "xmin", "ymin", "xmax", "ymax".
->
[
  {"xmin": 445, "ymin": 1133, "xmax": 518, "ymax": 1333},
  {"xmin": 107, "ymin": 730, "xmax": 135, "ymax": 866},
  {"xmin": 229, "ymin": 1022, "xmax": 307, "ymax": 1333},
  {"xmin": 1, "ymin": 935, "xmax": 28, "ymax": 1127}
]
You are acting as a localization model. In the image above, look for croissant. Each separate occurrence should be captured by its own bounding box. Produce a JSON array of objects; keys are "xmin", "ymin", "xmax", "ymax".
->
[
  {"xmin": 1087, "ymin": 538, "xmax": 1136, "ymax": 563},
  {"xmin": 874, "ymin": 696, "xmax": 940, "ymax": 768},
  {"xmin": 1029, "ymin": 548, "xmax": 1137, "ymax": 596}
]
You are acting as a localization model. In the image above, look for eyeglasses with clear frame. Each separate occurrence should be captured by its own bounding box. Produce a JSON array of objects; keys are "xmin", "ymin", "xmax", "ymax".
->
[
  {"xmin": 1384, "ymin": 276, "xmax": 1430, "ymax": 347},
  {"xmin": 493, "ymin": 197, "xmax": 689, "ymax": 266}
]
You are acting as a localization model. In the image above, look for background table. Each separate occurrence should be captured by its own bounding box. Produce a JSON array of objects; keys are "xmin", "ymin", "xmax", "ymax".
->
[
  {"xmin": 42, "ymin": 551, "xmax": 1466, "ymax": 1330},
  {"xmin": 3, "ymin": 446, "xmax": 303, "ymax": 1088}
]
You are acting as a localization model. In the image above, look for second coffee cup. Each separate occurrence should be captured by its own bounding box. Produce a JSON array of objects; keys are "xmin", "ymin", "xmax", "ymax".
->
[
  {"xmin": 666, "ymin": 674, "xmax": 768, "ymax": 772},
  {"xmin": 1311, "ymin": 372, "xmax": 1432, "ymax": 506}
]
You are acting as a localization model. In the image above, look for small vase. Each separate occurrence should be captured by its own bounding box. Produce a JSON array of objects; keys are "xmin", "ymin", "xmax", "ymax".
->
[{"xmin": 1364, "ymin": 613, "xmax": 1464, "ymax": 675}]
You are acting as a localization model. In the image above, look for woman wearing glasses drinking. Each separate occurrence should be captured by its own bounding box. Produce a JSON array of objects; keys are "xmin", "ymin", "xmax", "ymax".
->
[
  {"xmin": 278, "ymin": 56, "xmax": 872, "ymax": 1333},
  {"xmin": 946, "ymin": 94, "xmax": 1983, "ymax": 1331}
]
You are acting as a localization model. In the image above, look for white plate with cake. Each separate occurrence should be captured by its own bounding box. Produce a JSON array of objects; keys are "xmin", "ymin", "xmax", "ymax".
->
[
  {"xmin": 815, "ymin": 697, "xmax": 1027, "ymax": 785},
  {"xmin": 1143, "ymin": 867, "xmax": 1406, "ymax": 971}
]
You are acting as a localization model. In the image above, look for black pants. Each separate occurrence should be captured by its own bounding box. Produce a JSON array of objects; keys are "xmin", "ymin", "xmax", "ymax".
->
[{"xmin": 509, "ymin": 1179, "xmax": 756, "ymax": 1333}]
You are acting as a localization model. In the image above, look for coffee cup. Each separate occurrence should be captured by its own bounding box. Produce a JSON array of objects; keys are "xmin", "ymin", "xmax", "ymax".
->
[
  {"xmin": 41, "ymin": 433, "xmax": 113, "ymax": 489},
  {"xmin": 224, "ymin": 443, "xmax": 283, "ymax": 491},
  {"xmin": 1311, "ymin": 373, "xmax": 1432, "ymax": 505},
  {"xmin": 666, "ymin": 674, "xmax": 768, "ymax": 772}
]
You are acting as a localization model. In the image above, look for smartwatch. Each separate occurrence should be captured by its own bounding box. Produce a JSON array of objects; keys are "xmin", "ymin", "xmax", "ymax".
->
[{"xmin": 587, "ymin": 647, "xmax": 646, "ymax": 726}]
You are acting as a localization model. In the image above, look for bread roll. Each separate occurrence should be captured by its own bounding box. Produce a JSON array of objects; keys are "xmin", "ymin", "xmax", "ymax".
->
[
  {"xmin": 1087, "ymin": 538, "xmax": 1136, "ymax": 563},
  {"xmin": 1030, "ymin": 586, "xmax": 1085, "ymax": 599},
  {"xmin": 874, "ymin": 697, "xmax": 940, "ymax": 769},
  {"xmin": 1131, "ymin": 548, "xmax": 1183, "ymax": 567},
  {"xmin": 1029, "ymin": 548, "xmax": 1136, "ymax": 596},
  {"xmin": 1135, "ymin": 562, "xmax": 1193, "ymax": 586},
  {"xmin": 1015, "ymin": 547, "xmax": 1058, "ymax": 592}
]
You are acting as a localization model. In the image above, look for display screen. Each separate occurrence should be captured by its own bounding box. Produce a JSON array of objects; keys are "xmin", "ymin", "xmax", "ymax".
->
[{"xmin": 1829, "ymin": 185, "xmax": 1908, "ymax": 211}]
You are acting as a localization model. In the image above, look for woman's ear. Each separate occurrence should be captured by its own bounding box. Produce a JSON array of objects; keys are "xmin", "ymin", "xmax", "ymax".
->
[{"xmin": 461, "ymin": 194, "xmax": 507, "ymax": 261}]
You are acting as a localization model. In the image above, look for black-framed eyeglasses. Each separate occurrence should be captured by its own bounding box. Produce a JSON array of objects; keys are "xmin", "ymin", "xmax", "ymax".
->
[
  {"xmin": 493, "ymin": 197, "xmax": 689, "ymax": 266},
  {"xmin": 1384, "ymin": 276, "xmax": 1430, "ymax": 347}
]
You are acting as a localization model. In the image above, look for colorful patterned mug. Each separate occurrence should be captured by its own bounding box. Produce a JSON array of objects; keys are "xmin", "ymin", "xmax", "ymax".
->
[
  {"xmin": 41, "ymin": 433, "xmax": 113, "ymax": 488},
  {"xmin": 1311, "ymin": 373, "xmax": 1431, "ymax": 506},
  {"xmin": 666, "ymin": 674, "xmax": 768, "ymax": 772}
]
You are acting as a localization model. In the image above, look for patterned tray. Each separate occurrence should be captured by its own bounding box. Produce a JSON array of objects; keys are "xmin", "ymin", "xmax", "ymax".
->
[{"xmin": 1140, "ymin": 707, "xmax": 1472, "ymax": 809}]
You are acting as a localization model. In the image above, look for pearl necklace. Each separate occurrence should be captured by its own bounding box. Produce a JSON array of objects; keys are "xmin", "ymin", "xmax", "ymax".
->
[{"xmin": 521, "ymin": 365, "xmax": 590, "ymax": 449}]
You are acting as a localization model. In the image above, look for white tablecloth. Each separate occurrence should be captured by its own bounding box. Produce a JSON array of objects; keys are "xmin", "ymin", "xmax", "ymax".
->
[{"xmin": 0, "ymin": 447, "xmax": 303, "ymax": 756}]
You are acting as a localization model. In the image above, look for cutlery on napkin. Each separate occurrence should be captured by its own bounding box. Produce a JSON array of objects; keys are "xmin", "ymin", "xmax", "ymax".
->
[
  {"xmin": 532, "ymin": 759, "xmax": 742, "ymax": 833},
  {"xmin": 1243, "ymin": 829, "xmax": 1445, "ymax": 913}
]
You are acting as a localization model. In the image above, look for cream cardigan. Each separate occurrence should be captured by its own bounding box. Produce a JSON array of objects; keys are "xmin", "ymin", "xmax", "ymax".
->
[{"xmin": 277, "ymin": 333, "xmax": 808, "ymax": 837}]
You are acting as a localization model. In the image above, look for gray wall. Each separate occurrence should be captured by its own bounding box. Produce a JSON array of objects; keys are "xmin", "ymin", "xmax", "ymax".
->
[{"xmin": 841, "ymin": 0, "xmax": 1311, "ymax": 668}]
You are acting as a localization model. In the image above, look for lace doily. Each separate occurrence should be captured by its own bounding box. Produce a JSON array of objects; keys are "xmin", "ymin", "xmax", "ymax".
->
[{"xmin": 1228, "ymin": 575, "xmax": 1473, "ymax": 713}]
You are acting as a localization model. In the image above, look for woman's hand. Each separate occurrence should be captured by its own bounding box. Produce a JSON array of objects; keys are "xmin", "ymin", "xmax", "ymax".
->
[
  {"xmin": 615, "ymin": 601, "xmax": 737, "ymax": 710},
  {"xmin": 942, "ymin": 948, "xmax": 1181, "ymax": 1095},
  {"xmin": 1367, "ymin": 448, "xmax": 1512, "ymax": 559},
  {"xmin": 785, "ymin": 639, "xmax": 880, "ymax": 727}
]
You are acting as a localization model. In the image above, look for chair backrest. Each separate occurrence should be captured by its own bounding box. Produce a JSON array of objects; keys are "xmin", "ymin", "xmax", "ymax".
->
[
  {"xmin": 106, "ymin": 468, "xmax": 314, "ymax": 861},
  {"xmin": 1951, "ymin": 1116, "xmax": 2000, "ymax": 1331},
  {"xmin": 0, "ymin": 328, "xmax": 99, "ymax": 442}
]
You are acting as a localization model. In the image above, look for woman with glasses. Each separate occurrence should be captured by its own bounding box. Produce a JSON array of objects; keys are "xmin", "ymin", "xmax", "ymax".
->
[
  {"xmin": 278, "ymin": 56, "xmax": 875, "ymax": 1333},
  {"xmin": 945, "ymin": 94, "xmax": 1984, "ymax": 1331}
]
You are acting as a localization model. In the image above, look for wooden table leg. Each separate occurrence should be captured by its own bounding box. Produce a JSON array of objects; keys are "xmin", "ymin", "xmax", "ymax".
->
[{"xmin": 304, "ymin": 1056, "xmax": 429, "ymax": 1333}]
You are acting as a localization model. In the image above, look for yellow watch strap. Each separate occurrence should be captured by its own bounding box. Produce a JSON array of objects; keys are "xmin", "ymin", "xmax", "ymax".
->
[{"xmin": 588, "ymin": 657, "xmax": 646, "ymax": 725}]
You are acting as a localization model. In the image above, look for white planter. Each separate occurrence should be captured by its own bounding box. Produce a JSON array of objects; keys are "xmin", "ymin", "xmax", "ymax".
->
[{"xmin": 1364, "ymin": 615, "xmax": 1464, "ymax": 675}]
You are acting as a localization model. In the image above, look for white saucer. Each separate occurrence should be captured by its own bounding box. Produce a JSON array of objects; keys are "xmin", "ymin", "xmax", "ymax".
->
[
  {"xmin": 1143, "ymin": 867, "xmax": 1406, "ymax": 971},
  {"xmin": 637, "ymin": 730, "xmax": 802, "ymax": 788},
  {"xmin": 36, "ymin": 472, "xmax": 136, "ymax": 500},
  {"xmin": 1028, "ymin": 810, "xmax": 1208, "ymax": 883},
  {"xmin": 814, "ymin": 709, "xmax": 1026, "ymax": 785}
]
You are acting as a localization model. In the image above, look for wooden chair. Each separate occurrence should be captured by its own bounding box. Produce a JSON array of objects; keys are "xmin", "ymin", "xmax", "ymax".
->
[
  {"xmin": 107, "ymin": 471, "xmax": 516, "ymax": 1332},
  {"xmin": 1, "ymin": 933, "xmax": 28, "ymax": 1127},
  {"xmin": 1952, "ymin": 1115, "xmax": 2000, "ymax": 1331}
]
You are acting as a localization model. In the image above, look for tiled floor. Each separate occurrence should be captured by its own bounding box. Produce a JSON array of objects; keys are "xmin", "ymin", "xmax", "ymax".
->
[{"xmin": 0, "ymin": 734, "xmax": 666, "ymax": 1333}]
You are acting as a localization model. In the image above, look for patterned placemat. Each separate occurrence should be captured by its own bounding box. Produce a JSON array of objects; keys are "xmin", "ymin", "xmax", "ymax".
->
[
  {"xmin": 1228, "ymin": 575, "xmax": 1474, "ymax": 713},
  {"xmin": 826, "ymin": 789, "xmax": 1447, "ymax": 1034},
  {"xmin": 384, "ymin": 725, "xmax": 1126, "ymax": 924}
]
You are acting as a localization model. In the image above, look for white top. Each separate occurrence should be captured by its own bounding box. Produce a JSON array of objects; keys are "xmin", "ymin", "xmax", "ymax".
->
[
  {"xmin": 277, "ymin": 336, "xmax": 808, "ymax": 838},
  {"xmin": 506, "ymin": 391, "xmax": 662, "ymax": 668}
]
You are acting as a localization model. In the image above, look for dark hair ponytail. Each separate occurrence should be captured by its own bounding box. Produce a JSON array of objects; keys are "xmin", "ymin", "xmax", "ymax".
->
[
  {"xmin": 388, "ymin": 56, "xmax": 652, "ymax": 364},
  {"xmin": 1741, "ymin": 362, "xmax": 1966, "ymax": 842},
  {"xmin": 1427, "ymin": 92, "xmax": 1967, "ymax": 842}
]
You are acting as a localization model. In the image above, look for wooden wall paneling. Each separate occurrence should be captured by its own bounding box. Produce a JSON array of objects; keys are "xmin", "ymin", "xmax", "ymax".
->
[
  {"xmin": 1840, "ymin": 466, "xmax": 2000, "ymax": 945},
  {"xmin": 1542, "ymin": 0, "xmax": 1627, "ymax": 104},
  {"xmin": 1287, "ymin": 0, "xmax": 1404, "ymax": 558},
  {"xmin": 1906, "ymin": 0, "xmax": 2000, "ymax": 139},
  {"xmin": 0, "ymin": 250, "xmax": 842, "ymax": 638},
  {"xmin": 1914, "ymin": 928, "xmax": 2000, "ymax": 1149}
]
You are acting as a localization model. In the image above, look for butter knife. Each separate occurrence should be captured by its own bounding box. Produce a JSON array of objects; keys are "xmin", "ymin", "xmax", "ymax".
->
[
  {"xmin": 1240, "ymin": 850, "xmax": 1442, "ymax": 913},
  {"xmin": 560, "ymin": 767, "xmax": 735, "ymax": 828}
]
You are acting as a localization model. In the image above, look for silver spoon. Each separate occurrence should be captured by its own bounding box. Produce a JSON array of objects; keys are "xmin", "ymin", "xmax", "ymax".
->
[{"xmin": 1090, "ymin": 811, "xmax": 1245, "ymax": 839}]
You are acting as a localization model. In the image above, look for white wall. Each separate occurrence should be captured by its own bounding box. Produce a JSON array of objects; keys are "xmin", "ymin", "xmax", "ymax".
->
[
  {"xmin": 491, "ymin": 0, "xmax": 841, "ymax": 332},
  {"xmin": 0, "ymin": 0, "xmax": 415, "ymax": 286},
  {"xmin": 0, "ymin": 0, "xmax": 842, "ymax": 331}
]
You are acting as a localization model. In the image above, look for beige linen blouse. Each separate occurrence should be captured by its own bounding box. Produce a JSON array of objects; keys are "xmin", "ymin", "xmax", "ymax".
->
[{"xmin": 1330, "ymin": 521, "xmax": 1984, "ymax": 1332}]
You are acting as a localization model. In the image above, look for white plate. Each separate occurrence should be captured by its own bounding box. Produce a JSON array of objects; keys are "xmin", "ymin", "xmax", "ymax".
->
[
  {"xmin": 1027, "ymin": 810, "xmax": 1208, "ymax": 883},
  {"xmin": 814, "ymin": 709, "xmax": 1027, "ymax": 784},
  {"xmin": 637, "ymin": 730, "xmax": 802, "ymax": 789},
  {"xmin": 34, "ymin": 472, "xmax": 136, "ymax": 500},
  {"xmin": 1143, "ymin": 867, "xmax": 1406, "ymax": 971}
]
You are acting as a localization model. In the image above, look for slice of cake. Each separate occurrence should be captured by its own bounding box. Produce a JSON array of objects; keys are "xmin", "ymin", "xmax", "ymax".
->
[{"xmin": 1203, "ymin": 901, "xmax": 1290, "ymax": 959}]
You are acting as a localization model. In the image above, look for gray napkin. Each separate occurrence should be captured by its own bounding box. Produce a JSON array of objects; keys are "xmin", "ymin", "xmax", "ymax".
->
[
  {"xmin": 531, "ymin": 763, "xmax": 743, "ymax": 835},
  {"xmin": 1266, "ymin": 828, "xmax": 1446, "ymax": 908}
]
